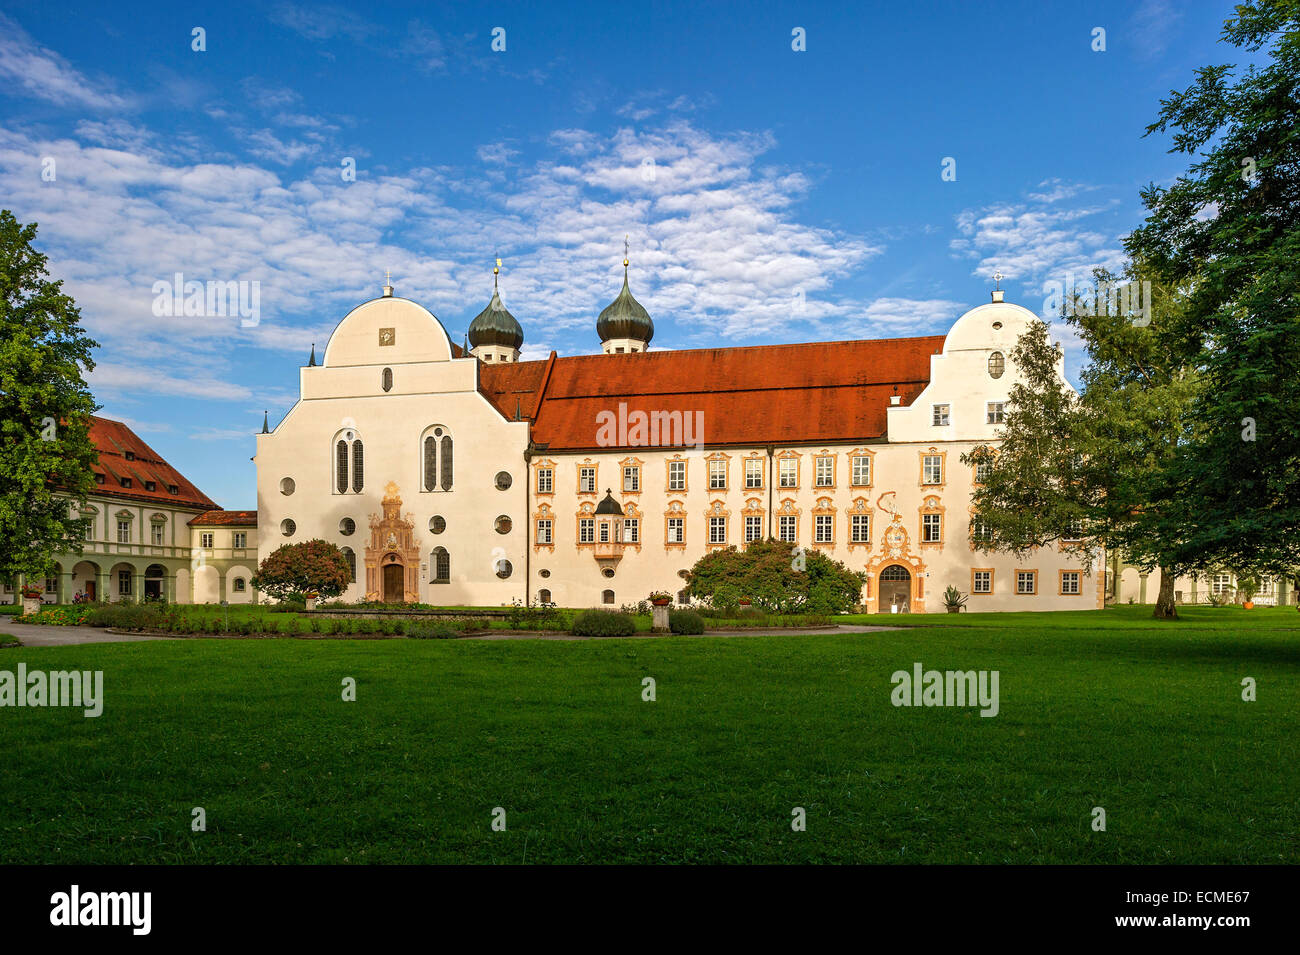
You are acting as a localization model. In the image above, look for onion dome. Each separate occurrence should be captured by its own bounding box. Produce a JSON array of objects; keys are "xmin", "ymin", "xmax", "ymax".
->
[
  {"xmin": 468, "ymin": 282, "xmax": 524, "ymax": 350},
  {"xmin": 597, "ymin": 258, "xmax": 654, "ymax": 346},
  {"xmin": 595, "ymin": 489, "xmax": 624, "ymax": 516}
]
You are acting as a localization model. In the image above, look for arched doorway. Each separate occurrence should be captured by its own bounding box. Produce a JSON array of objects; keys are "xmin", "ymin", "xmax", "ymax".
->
[
  {"xmin": 382, "ymin": 561, "xmax": 404, "ymax": 603},
  {"xmin": 144, "ymin": 564, "xmax": 166, "ymax": 601},
  {"xmin": 880, "ymin": 564, "xmax": 912, "ymax": 613}
]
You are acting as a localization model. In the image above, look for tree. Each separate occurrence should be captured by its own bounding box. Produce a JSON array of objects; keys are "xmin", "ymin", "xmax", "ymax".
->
[
  {"xmin": 681, "ymin": 538, "xmax": 866, "ymax": 614},
  {"xmin": 963, "ymin": 271, "xmax": 1208, "ymax": 619},
  {"xmin": 1125, "ymin": 0, "xmax": 1300, "ymax": 582},
  {"xmin": 251, "ymin": 540, "xmax": 351, "ymax": 602},
  {"xmin": 0, "ymin": 211, "xmax": 99, "ymax": 590}
]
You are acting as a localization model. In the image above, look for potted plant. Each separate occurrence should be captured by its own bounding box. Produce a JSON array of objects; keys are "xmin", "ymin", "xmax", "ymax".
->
[
  {"xmin": 1238, "ymin": 576, "xmax": 1259, "ymax": 610},
  {"xmin": 304, "ymin": 591, "xmax": 320, "ymax": 611},
  {"xmin": 942, "ymin": 585, "xmax": 968, "ymax": 614},
  {"xmin": 648, "ymin": 591, "xmax": 672, "ymax": 607},
  {"xmin": 738, "ymin": 597, "xmax": 752, "ymax": 608},
  {"xmin": 19, "ymin": 584, "xmax": 43, "ymax": 615}
]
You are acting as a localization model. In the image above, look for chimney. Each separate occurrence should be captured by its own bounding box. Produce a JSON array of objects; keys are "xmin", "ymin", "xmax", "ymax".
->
[
  {"xmin": 991, "ymin": 289, "xmax": 1004, "ymax": 303},
  {"xmin": 889, "ymin": 395, "xmax": 901, "ymax": 406}
]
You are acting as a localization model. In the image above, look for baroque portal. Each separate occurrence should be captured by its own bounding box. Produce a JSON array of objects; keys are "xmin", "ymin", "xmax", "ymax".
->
[{"xmin": 364, "ymin": 481, "xmax": 421, "ymax": 603}]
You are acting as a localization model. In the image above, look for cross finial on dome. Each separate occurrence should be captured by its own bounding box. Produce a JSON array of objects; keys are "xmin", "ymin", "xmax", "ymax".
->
[
  {"xmin": 993, "ymin": 269, "xmax": 1003, "ymax": 290},
  {"xmin": 383, "ymin": 269, "xmax": 394, "ymax": 297}
]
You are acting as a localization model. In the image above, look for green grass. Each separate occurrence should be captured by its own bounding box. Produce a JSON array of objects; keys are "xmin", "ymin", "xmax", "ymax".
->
[{"xmin": 1, "ymin": 606, "xmax": 1297, "ymax": 863}]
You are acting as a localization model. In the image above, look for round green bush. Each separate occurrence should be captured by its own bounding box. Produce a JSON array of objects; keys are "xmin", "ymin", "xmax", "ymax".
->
[
  {"xmin": 668, "ymin": 609, "xmax": 705, "ymax": 634},
  {"xmin": 571, "ymin": 609, "xmax": 637, "ymax": 637}
]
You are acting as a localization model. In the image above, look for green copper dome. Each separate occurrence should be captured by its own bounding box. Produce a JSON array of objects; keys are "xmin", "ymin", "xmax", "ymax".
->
[
  {"xmin": 468, "ymin": 286, "xmax": 524, "ymax": 350},
  {"xmin": 597, "ymin": 270, "xmax": 654, "ymax": 345}
]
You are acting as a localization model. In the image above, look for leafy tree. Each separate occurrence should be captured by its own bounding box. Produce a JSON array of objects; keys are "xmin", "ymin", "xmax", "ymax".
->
[
  {"xmin": 252, "ymin": 540, "xmax": 351, "ymax": 602},
  {"xmin": 0, "ymin": 211, "xmax": 99, "ymax": 590},
  {"xmin": 682, "ymin": 538, "xmax": 865, "ymax": 614},
  {"xmin": 1125, "ymin": 0, "xmax": 1300, "ymax": 582},
  {"xmin": 963, "ymin": 271, "xmax": 1207, "ymax": 619}
]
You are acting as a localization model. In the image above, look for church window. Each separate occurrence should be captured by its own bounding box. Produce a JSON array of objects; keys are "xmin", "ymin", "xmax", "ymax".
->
[
  {"xmin": 340, "ymin": 518, "xmax": 356, "ymax": 536},
  {"xmin": 496, "ymin": 516, "xmax": 512, "ymax": 535},
  {"xmin": 421, "ymin": 428, "xmax": 453, "ymax": 492},
  {"xmin": 602, "ymin": 590, "xmax": 615, "ymax": 604},
  {"xmin": 335, "ymin": 431, "xmax": 365, "ymax": 494},
  {"xmin": 538, "ymin": 589, "xmax": 552, "ymax": 604},
  {"xmin": 496, "ymin": 559, "xmax": 513, "ymax": 579},
  {"xmin": 988, "ymin": 352, "xmax": 1006, "ymax": 379},
  {"xmin": 352, "ymin": 440, "xmax": 364, "ymax": 493},
  {"xmin": 495, "ymin": 471, "xmax": 512, "ymax": 490},
  {"xmin": 280, "ymin": 477, "xmax": 295, "ymax": 495},
  {"xmin": 424, "ymin": 437, "xmax": 437, "ymax": 491},
  {"xmin": 281, "ymin": 519, "xmax": 296, "ymax": 536},
  {"xmin": 432, "ymin": 547, "xmax": 450, "ymax": 583},
  {"xmin": 382, "ymin": 367, "xmax": 393, "ymax": 392},
  {"xmin": 429, "ymin": 515, "xmax": 446, "ymax": 534}
]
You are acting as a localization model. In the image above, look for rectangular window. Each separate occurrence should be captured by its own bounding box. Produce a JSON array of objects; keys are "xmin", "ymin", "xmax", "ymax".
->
[
  {"xmin": 987, "ymin": 402, "xmax": 1005, "ymax": 425},
  {"xmin": 623, "ymin": 466, "xmax": 640, "ymax": 492},
  {"xmin": 579, "ymin": 467, "xmax": 596, "ymax": 494},
  {"xmin": 624, "ymin": 518, "xmax": 639, "ymax": 543},
  {"xmin": 537, "ymin": 468, "xmax": 553, "ymax": 493},
  {"xmin": 815, "ymin": 456, "xmax": 833, "ymax": 487},
  {"xmin": 709, "ymin": 516, "xmax": 727, "ymax": 544},
  {"xmin": 932, "ymin": 404, "xmax": 950, "ymax": 426},
  {"xmin": 779, "ymin": 458, "xmax": 797, "ymax": 488},
  {"xmin": 200, "ymin": 532, "xmax": 214, "ymax": 549},
  {"xmin": 666, "ymin": 517, "xmax": 684, "ymax": 544},
  {"xmin": 1060, "ymin": 571, "xmax": 1082, "ymax": 595},
  {"xmin": 668, "ymin": 461, "xmax": 686, "ymax": 491},
  {"xmin": 745, "ymin": 458, "xmax": 763, "ymax": 488},
  {"xmin": 709, "ymin": 459, "xmax": 726, "ymax": 490},
  {"xmin": 851, "ymin": 514, "xmax": 870, "ymax": 543},
  {"xmin": 922, "ymin": 513, "xmax": 942, "ymax": 543},
  {"xmin": 975, "ymin": 461, "xmax": 991, "ymax": 484},
  {"xmin": 1212, "ymin": 574, "xmax": 1231, "ymax": 595},
  {"xmin": 1063, "ymin": 520, "xmax": 1083, "ymax": 542},
  {"xmin": 118, "ymin": 571, "xmax": 131, "ymax": 595},
  {"xmin": 151, "ymin": 523, "xmax": 165, "ymax": 545},
  {"xmin": 923, "ymin": 455, "xmax": 943, "ymax": 485},
  {"xmin": 745, "ymin": 515, "xmax": 763, "ymax": 542},
  {"xmin": 45, "ymin": 576, "xmax": 57, "ymax": 594},
  {"xmin": 851, "ymin": 455, "xmax": 871, "ymax": 486},
  {"xmin": 599, "ymin": 522, "xmax": 610, "ymax": 543},
  {"xmin": 579, "ymin": 518, "xmax": 594, "ymax": 543},
  {"xmin": 117, "ymin": 520, "xmax": 131, "ymax": 543},
  {"xmin": 536, "ymin": 519, "xmax": 552, "ymax": 544},
  {"xmin": 971, "ymin": 516, "xmax": 992, "ymax": 542},
  {"xmin": 973, "ymin": 570, "xmax": 992, "ymax": 594},
  {"xmin": 1017, "ymin": 571, "xmax": 1037, "ymax": 595},
  {"xmin": 814, "ymin": 514, "xmax": 833, "ymax": 543},
  {"xmin": 778, "ymin": 515, "xmax": 797, "ymax": 542},
  {"xmin": 233, "ymin": 532, "xmax": 247, "ymax": 549}
]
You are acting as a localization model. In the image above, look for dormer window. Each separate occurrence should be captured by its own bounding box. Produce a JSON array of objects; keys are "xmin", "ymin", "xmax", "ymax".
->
[
  {"xmin": 95, "ymin": 473, "xmax": 105, "ymax": 485},
  {"xmin": 120, "ymin": 477, "xmax": 132, "ymax": 488},
  {"xmin": 125, "ymin": 451, "xmax": 135, "ymax": 461},
  {"xmin": 168, "ymin": 484, "xmax": 179, "ymax": 495},
  {"xmin": 145, "ymin": 480, "xmax": 156, "ymax": 491}
]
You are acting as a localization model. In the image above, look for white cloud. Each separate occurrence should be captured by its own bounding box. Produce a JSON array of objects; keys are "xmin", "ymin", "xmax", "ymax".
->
[{"xmin": 0, "ymin": 14, "xmax": 131, "ymax": 110}]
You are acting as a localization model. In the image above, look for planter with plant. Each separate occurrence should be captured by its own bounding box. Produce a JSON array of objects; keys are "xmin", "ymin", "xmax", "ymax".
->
[
  {"xmin": 1238, "ymin": 576, "xmax": 1259, "ymax": 610},
  {"xmin": 943, "ymin": 585, "xmax": 968, "ymax": 614}
]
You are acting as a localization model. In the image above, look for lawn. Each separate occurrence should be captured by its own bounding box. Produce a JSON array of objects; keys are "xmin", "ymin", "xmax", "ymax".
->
[{"xmin": 0, "ymin": 606, "xmax": 1296, "ymax": 864}]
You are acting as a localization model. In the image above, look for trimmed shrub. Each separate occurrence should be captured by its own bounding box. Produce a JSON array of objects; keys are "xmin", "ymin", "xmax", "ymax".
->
[
  {"xmin": 668, "ymin": 609, "xmax": 705, "ymax": 634},
  {"xmin": 571, "ymin": 609, "xmax": 636, "ymax": 637},
  {"xmin": 407, "ymin": 622, "xmax": 460, "ymax": 640}
]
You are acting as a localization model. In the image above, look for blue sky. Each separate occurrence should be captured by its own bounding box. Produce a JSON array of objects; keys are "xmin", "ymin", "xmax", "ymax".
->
[{"xmin": 0, "ymin": 0, "xmax": 1243, "ymax": 507}]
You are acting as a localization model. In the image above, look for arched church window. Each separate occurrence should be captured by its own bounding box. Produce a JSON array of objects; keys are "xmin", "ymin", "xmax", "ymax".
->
[
  {"xmin": 352, "ymin": 440, "xmax": 364, "ymax": 493},
  {"xmin": 424, "ymin": 436, "xmax": 437, "ymax": 491},
  {"xmin": 431, "ymin": 547, "xmax": 450, "ymax": 583},
  {"xmin": 341, "ymin": 547, "xmax": 356, "ymax": 583},
  {"xmin": 440, "ymin": 435, "xmax": 453, "ymax": 490},
  {"xmin": 602, "ymin": 589, "xmax": 615, "ymax": 605},
  {"xmin": 382, "ymin": 368, "xmax": 393, "ymax": 392},
  {"xmin": 538, "ymin": 589, "xmax": 551, "ymax": 604},
  {"xmin": 336, "ymin": 440, "xmax": 349, "ymax": 494},
  {"xmin": 334, "ymin": 430, "xmax": 364, "ymax": 494}
]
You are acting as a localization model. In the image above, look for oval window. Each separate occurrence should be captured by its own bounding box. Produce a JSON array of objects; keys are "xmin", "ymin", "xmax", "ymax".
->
[
  {"xmin": 495, "ymin": 471, "xmax": 512, "ymax": 490},
  {"xmin": 988, "ymin": 351, "xmax": 1006, "ymax": 379},
  {"xmin": 495, "ymin": 559, "xmax": 513, "ymax": 580},
  {"xmin": 280, "ymin": 477, "xmax": 295, "ymax": 495},
  {"xmin": 495, "ymin": 515, "xmax": 512, "ymax": 535},
  {"xmin": 602, "ymin": 567, "xmax": 615, "ymax": 579},
  {"xmin": 280, "ymin": 519, "xmax": 296, "ymax": 536},
  {"xmin": 429, "ymin": 516, "xmax": 446, "ymax": 534},
  {"xmin": 381, "ymin": 368, "xmax": 393, "ymax": 392},
  {"xmin": 339, "ymin": 518, "xmax": 355, "ymax": 536},
  {"xmin": 539, "ymin": 568, "xmax": 551, "ymax": 579}
]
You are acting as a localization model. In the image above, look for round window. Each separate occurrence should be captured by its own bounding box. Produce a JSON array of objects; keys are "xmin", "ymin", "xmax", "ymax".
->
[
  {"xmin": 495, "ymin": 471, "xmax": 512, "ymax": 490},
  {"xmin": 429, "ymin": 516, "xmax": 446, "ymax": 534},
  {"xmin": 602, "ymin": 567, "xmax": 615, "ymax": 579},
  {"xmin": 539, "ymin": 569, "xmax": 551, "ymax": 579},
  {"xmin": 280, "ymin": 519, "xmax": 296, "ymax": 536},
  {"xmin": 339, "ymin": 518, "xmax": 355, "ymax": 536},
  {"xmin": 495, "ymin": 559, "xmax": 513, "ymax": 580},
  {"xmin": 495, "ymin": 515, "xmax": 512, "ymax": 534},
  {"xmin": 280, "ymin": 477, "xmax": 295, "ymax": 495}
]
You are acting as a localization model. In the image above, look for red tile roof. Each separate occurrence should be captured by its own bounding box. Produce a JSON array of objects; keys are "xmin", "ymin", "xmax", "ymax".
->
[
  {"xmin": 477, "ymin": 336, "xmax": 943, "ymax": 451},
  {"xmin": 188, "ymin": 510, "xmax": 258, "ymax": 527},
  {"xmin": 87, "ymin": 416, "xmax": 219, "ymax": 511}
]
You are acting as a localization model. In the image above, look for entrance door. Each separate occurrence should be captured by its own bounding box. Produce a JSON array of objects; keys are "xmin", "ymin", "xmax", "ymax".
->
[
  {"xmin": 879, "ymin": 564, "xmax": 911, "ymax": 612},
  {"xmin": 383, "ymin": 563, "xmax": 405, "ymax": 603}
]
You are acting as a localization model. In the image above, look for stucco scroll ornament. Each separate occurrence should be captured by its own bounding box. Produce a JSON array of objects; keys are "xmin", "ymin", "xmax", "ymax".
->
[{"xmin": 876, "ymin": 491, "xmax": 900, "ymax": 521}]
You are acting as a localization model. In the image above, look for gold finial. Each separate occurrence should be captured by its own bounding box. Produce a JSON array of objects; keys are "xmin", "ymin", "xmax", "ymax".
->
[
  {"xmin": 623, "ymin": 234, "xmax": 629, "ymax": 269},
  {"xmin": 494, "ymin": 254, "xmax": 501, "ymax": 289}
]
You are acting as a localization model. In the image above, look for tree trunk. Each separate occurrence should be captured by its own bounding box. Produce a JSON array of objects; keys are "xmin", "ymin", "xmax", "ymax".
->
[{"xmin": 1152, "ymin": 567, "xmax": 1178, "ymax": 620}]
